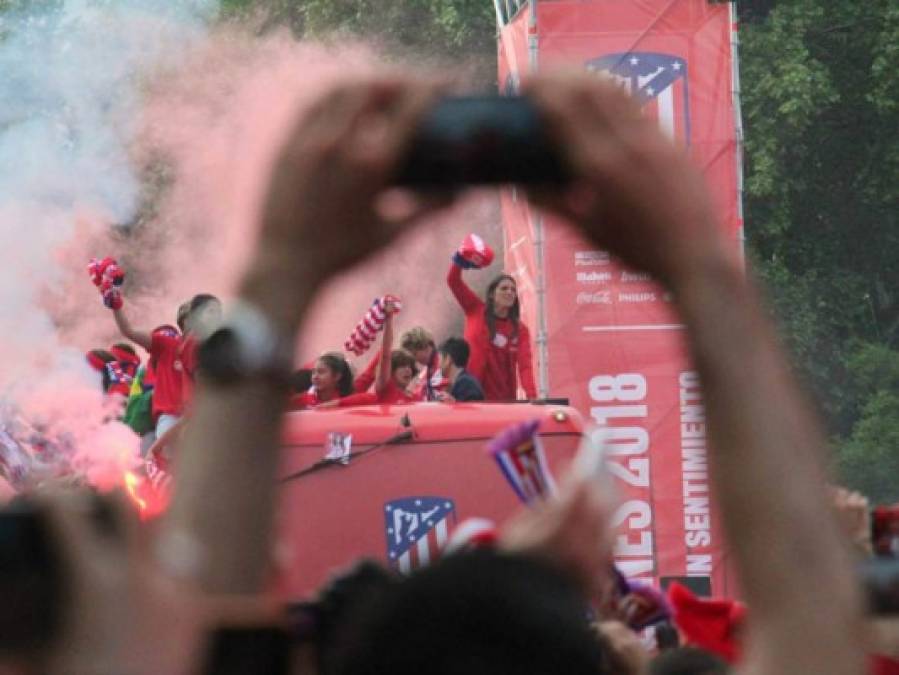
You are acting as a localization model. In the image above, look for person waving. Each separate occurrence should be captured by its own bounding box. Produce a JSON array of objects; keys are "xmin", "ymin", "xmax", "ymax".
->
[{"xmin": 446, "ymin": 234, "xmax": 537, "ymax": 401}]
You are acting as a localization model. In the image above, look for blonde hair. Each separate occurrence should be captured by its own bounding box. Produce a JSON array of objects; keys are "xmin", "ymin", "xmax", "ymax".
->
[{"xmin": 401, "ymin": 326, "xmax": 434, "ymax": 352}]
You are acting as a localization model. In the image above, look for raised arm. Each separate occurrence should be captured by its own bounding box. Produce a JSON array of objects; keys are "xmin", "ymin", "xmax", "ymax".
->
[
  {"xmin": 375, "ymin": 307, "xmax": 396, "ymax": 395},
  {"xmin": 676, "ymin": 263, "xmax": 864, "ymax": 674},
  {"xmin": 112, "ymin": 307, "xmax": 152, "ymax": 352},
  {"xmin": 527, "ymin": 74, "xmax": 865, "ymax": 675},
  {"xmin": 354, "ymin": 349, "xmax": 381, "ymax": 393},
  {"xmin": 447, "ymin": 261, "xmax": 483, "ymax": 314},
  {"xmin": 158, "ymin": 78, "xmax": 449, "ymax": 594}
]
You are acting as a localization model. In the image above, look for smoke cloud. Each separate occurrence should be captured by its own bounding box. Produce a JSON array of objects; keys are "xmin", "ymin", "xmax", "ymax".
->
[
  {"xmin": 0, "ymin": 1, "xmax": 501, "ymax": 494},
  {"xmin": 0, "ymin": 0, "xmax": 219, "ymax": 490}
]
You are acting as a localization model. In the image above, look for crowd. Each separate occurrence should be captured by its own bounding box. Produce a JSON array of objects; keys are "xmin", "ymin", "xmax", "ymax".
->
[
  {"xmin": 84, "ymin": 230, "xmax": 537, "ymax": 462},
  {"xmin": 0, "ymin": 71, "xmax": 892, "ymax": 674}
]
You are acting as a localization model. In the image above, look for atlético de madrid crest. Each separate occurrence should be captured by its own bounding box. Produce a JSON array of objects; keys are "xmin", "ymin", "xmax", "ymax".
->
[
  {"xmin": 384, "ymin": 496, "xmax": 456, "ymax": 574},
  {"xmin": 585, "ymin": 52, "xmax": 691, "ymax": 143}
]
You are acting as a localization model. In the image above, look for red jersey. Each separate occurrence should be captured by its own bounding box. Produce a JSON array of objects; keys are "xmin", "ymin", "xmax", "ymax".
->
[
  {"xmin": 353, "ymin": 352, "xmax": 380, "ymax": 393},
  {"xmin": 337, "ymin": 392, "xmax": 378, "ymax": 407},
  {"xmin": 290, "ymin": 390, "xmax": 320, "ymax": 410},
  {"xmin": 290, "ymin": 389, "xmax": 348, "ymax": 410},
  {"xmin": 149, "ymin": 332, "xmax": 187, "ymax": 419},
  {"xmin": 377, "ymin": 380, "xmax": 415, "ymax": 405},
  {"xmin": 447, "ymin": 264, "xmax": 537, "ymax": 401},
  {"xmin": 179, "ymin": 337, "xmax": 198, "ymax": 407}
]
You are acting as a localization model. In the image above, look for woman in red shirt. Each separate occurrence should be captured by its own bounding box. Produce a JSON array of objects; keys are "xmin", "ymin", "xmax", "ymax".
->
[
  {"xmin": 447, "ymin": 262, "xmax": 537, "ymax": 401},
  {"xmin": 290, "ymin": 353, "xmax": 354, "ymax": 409}
]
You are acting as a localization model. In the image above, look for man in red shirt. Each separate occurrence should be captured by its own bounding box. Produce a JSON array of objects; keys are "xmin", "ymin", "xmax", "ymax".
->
[{"xmin": 110, "ymin": 292, "xmax": 221, "ymax": 440}]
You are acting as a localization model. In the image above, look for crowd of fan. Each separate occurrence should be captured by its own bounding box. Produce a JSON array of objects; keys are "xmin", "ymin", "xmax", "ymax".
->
[
  {"xmin": 86, "ymin": 231, "xmax": 537, "ymax": 465},
  {"xmin": 0, "ymin": 72, "xmax": 894, "ymax": 675}
]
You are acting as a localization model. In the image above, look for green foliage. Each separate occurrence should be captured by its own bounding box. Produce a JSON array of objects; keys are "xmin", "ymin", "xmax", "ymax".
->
[
  {"xmin": 301, "ymin": 0, "xmax": 493, "ymax": 55},
  {"xmin": 217, "ymin": 0, "xmax": 495, "ymax": 67},
  {"xmin": 741, "ymin": 1, "xmax": 899, "ymax": 494},
  {"xmin": 839, "ymin": 390, "xmax": 899, "ymax": 503}
]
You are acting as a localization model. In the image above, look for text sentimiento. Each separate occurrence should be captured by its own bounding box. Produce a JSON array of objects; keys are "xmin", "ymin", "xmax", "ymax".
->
[{"xmin": 679, "ymin": 372, "xmax": 713, "ymax": 575}]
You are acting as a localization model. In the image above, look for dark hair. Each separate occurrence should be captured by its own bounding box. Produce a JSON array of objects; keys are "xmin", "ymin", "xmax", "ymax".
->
[
  {"xmin": 288, "ymin": 560, "xmax": 398, "ymax": 673},
  {"xmin": 654, "ymin": 622, "xmax": 681, "ymax": 651},
  {"xmin": 334, "ymin": 550, "xmax": 608, "ymax": 675},
  {"xmin": 290, "ymin": 369, "xmax": 314, "ymax": 394},
  {"xmin": 189, "ymin": 293, "xmax": 220, "ymax": 314},
  {"xmin": 485, "ymin": 274, "xmax": 520, "ymax": 342},
  {"xmin": 390, "ymin": 350, "xmax": 417, "ymax": 376},
  {"xmin": 439, "ymin": 337, "xmax": 470, "ymax": 369},
  {"xmin": 176, "ymin": 303, "xmax": 191, "ymax": 332},
  {"xmin": 649, "ymin": 647, "xmax": 731, "ymax": 675},
  {"xmin": 318, "ymin": 352, "xmax": 354, "ymax": 397}
]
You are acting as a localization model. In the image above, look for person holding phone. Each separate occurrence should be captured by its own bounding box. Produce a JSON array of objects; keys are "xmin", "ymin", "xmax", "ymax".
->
[{"xmin": 167, "ymin": 73, "xmax": 866, "ymax": 675}]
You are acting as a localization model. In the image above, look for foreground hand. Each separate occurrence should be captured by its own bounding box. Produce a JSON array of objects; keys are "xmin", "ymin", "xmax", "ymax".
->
[
  {"xmin": 242, "ymin": 76, "xmax": 452, "ymax": 330},
  {"xmin": 831, "ymin": 486, "xmax": 872, "ymax": 556},
  {"xmin": 8, "ymin": 491, "xmax": 286, "ymax": 675},
  {"xmin": 500, "ymin": 474, "xmax": 614, "ymax": 597},
  {"xmin": 525, "ymin": 71, "xmax": 735, "ymax": 288}
]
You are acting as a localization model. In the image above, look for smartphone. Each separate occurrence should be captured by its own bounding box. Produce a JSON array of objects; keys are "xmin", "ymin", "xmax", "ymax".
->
[
  {"xmin": 0, "ymin": 504, "xmax": 64, "ymax": 652},
  {"xmin": 393, "ymin": 96, "xmax": 570, "ymax": 187}
]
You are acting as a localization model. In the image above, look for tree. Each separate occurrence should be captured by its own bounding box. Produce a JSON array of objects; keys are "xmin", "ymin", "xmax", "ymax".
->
[
  {"xmin": 218, "ymin": 0, "xmax": 496, "ymax": 81},
  {"xmin": 740, "ymin": 0, "xmax": 899, "ymax": 497}
]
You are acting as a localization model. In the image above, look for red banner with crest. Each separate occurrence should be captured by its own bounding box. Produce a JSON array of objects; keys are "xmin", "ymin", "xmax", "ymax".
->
[{"xmin": 498, "ymin": 0, "xmax": 741, "ymax": 598}]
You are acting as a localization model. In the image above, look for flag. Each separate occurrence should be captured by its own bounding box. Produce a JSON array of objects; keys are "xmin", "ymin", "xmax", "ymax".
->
[
  {"xmin": 586, "ymin": 52, "xmax": 691, "ymax": 143},
  {"xmin": 384, "ymin": 496, "xmax": 455, "ymax": 574},
  {"xmin": 487, "ymin": 419, "xmax": 556, "ymax": 505}
]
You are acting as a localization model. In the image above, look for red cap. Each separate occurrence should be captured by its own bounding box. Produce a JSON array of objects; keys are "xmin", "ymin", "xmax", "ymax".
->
[
  {"xmin": 86, "ymin": 351, "xmax": 109, "ymax": 372},
  {"xmin": 668, "ymin": 582, "xmax": 745, "ymax": 663}
]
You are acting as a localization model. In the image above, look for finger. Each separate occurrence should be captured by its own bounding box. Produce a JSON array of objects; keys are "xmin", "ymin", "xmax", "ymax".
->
[
  {"xmin": 526, "ymin": 71, "xmax": 645, "ymax": 182},
  {"xmin": 282, "ymin": 79, "xmax": 392, "ymax": 165},
  {"xmin": 527, "ymin": 180, "xmax": 602, "ymax": 224},
  {"xmin": 374, "ymin": 187, "xmax": 456, "ymax": 226},
  {"xmin": 344, "ymin": 77, "xmax": 449, "ymax": 182}
]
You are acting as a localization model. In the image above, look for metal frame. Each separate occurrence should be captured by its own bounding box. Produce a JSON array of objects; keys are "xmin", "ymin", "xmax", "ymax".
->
[
  {"xmin": 494, "ymin": 0, "xmax": 549, "ymax": 398},
  {"xmin": 526, "ymin": 0, "xmax": 551, "ymax": 399},
  {"xmin": 729, "ymin": 1, "xmax": 746, "ymax": 263}
]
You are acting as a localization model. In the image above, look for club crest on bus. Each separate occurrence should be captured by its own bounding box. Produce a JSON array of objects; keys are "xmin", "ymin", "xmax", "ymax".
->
[
  {"xmin": 385, "ymin": 497, "xmax": 456, "ymax": 574},
  {"xmin": 585, "ymin": 52, "xmax": 691, "ymax": 143}
]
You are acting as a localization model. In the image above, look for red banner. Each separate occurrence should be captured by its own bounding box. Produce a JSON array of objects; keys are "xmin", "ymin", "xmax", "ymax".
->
[{"xmin": 498, "ymin": 0, "xmax": 740, "ymax": 598}]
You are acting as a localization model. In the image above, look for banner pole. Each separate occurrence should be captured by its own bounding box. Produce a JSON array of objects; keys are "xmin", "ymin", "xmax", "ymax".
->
[
  {"xmin": 492, "ymin": 0, "xmax": 505, "ymax": 28},
  {"xmin": 729, "ymin": 1, "xmax": 746, "ymax": 263},
  {"xmin": 527, "ymin": 0, "xmax": 550, "ymax": 399}
]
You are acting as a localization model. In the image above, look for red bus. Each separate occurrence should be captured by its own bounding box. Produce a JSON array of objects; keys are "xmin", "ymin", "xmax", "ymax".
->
[{"xmin": 276, "ymin": 401, "xmax": 584, "ymax": 598}]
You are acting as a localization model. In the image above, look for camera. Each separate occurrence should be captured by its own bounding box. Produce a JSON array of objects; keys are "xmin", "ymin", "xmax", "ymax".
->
[{"xmin": 393, "ymin": 96, "xmax": 570, "ymax": 187}]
